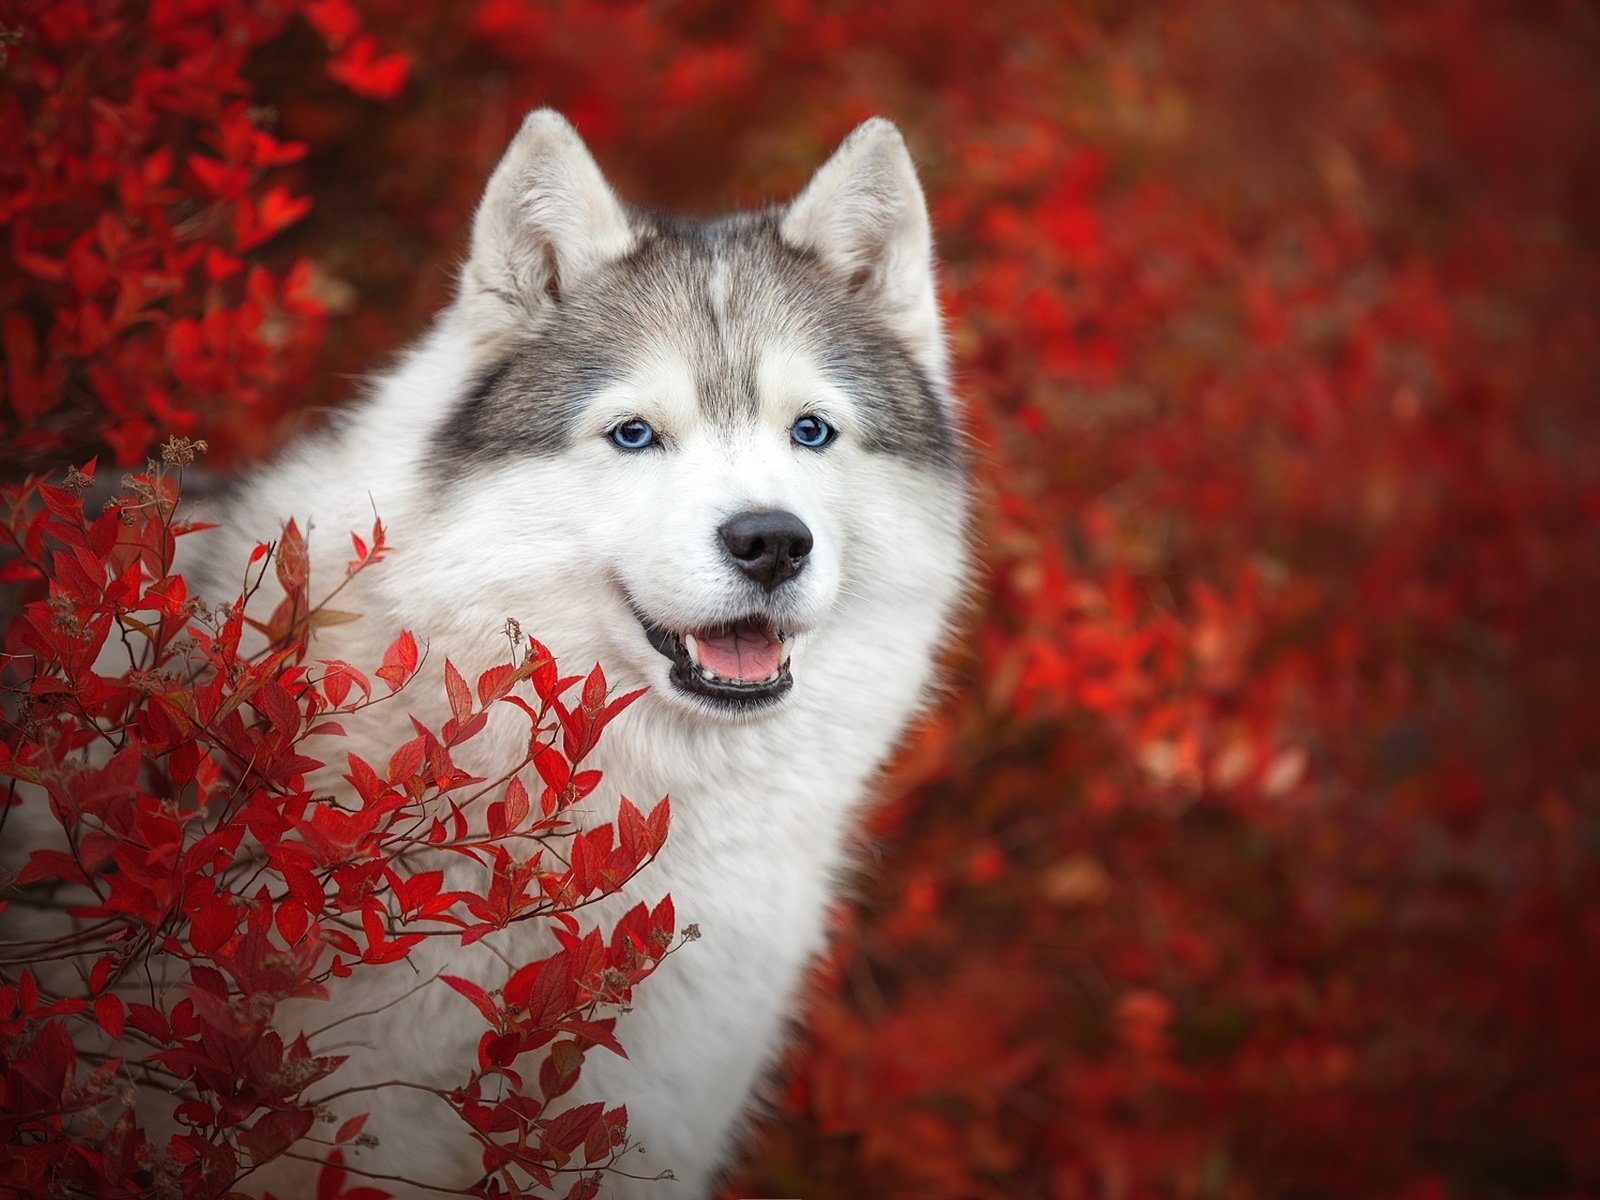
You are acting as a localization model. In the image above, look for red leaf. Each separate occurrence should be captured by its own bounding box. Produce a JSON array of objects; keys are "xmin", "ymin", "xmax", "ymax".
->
[
  {"xmin": 239, "ymin": 1105, "xmax": 314, "ymax": 1166},
  {"xmin": 376, "ymin": 629, "xmax": 419, "ymax": 693},
  {"xmin": 583, "ymin": 1107, "xmax": 614, "ymax": 1163},
  {"xmin": 89, "ymin": 953, "xmax": 115, "ymax": 995},
  {"xmin": 95, "ymin": 992, "xmax": 125, "ymax": 1040},
  {"xmin": 256, "ymin": 185, "xmax": 313, "ymax": 242},
  {"xmin": 127, "ymin": 1002, "xmax": 170, "ymax": 1042},
  {"xmin": 205, "ymin": 245, "xmax": 242, "ymax": 281},
  {"xmin": 476, "ymin": 662, "xmax": 516, "ymax": 705},
  {"xmin": 304, "ymin": 0, "xmax": 361, "ymax": 46},
  {"xmin": 504, "ymin": 776, "xmax": 530, "ymax": 831},
  {"xmin": 275, "ymin": 517, "xmax": 309, "ymax": 595},
  {"xmin": 617, "ymin": 795, "xmax": 647, "ymax": 862},
  {"xmin": 188, "ymin": 896, "xmax": 240, "ymax": 955},
  {"xmin": 533, "ymin": 744, "xmax": 570, "ymax": 792},
  {"xmin": 646, "ymin": 796, "xmax": 671, "ymax": 850},
  {"xmin": 581, "ymin": 664, "xmax": 606, "ymax": 714},
  {"xmin": 443, "ymin": 658, "xmax": 471, "ymax": 723},
  {"xmin": 276, "ymin": 899, "xmax": 309, "ymax": 945},
  {"xmin": 320, "ymin": 659, "xmax": 371, "ymax": 708},
  {"xmin": 363, "ymin": 933, "xmax": 423, "ymax": 965},
  {"xmin": 19, "ymin": 848, "xmax": 89, "ymax": 887},
  {"xmin": 386, "ymin": 734, "xmax": 424, "ymax": 784},
  {"xmin": 541, "ymin": 1101, "xmax": 604, "ymax": 1155},
  {"xmin": 327, "ymin": 36, "xmax": 411, "ymax": 100},
  {"xmin": 539, "ymin": 1038, "xmax": 584, "ymax": 1102},
  {"xmin": 186, "ymin": 153, "xmax": 245, "ymax": 198}
]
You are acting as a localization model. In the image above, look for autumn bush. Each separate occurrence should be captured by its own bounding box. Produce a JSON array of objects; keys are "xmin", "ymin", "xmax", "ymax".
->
[
  {"xmin": 4, "ymin": 1, "xmax": 1599, "ymax": 1199},
  {"xmin": 1, "ymin": 448, "xmax": 674, "ymax": 1198}
]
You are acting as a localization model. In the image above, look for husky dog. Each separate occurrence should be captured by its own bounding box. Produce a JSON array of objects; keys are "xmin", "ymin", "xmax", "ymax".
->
[{"xmin": 181, "ymin": 110, "xmax": 969, "ymax": 1197}]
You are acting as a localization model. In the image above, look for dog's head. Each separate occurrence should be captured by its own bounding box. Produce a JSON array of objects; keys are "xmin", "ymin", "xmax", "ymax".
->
[{"xmin": 425, "ymin": 111, "xmax": 967, "ymax": 722}]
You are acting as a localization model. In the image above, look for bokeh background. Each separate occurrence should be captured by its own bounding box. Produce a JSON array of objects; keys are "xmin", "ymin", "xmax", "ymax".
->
[{"xmin": 5, "ymin": 1, "xmax": 1599, "ymax": 1196}]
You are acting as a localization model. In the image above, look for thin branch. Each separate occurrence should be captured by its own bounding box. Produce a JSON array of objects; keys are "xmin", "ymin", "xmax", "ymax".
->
[{"xmin": 303, "ymin": 970, "xmax": 442, "ymax": 1041}]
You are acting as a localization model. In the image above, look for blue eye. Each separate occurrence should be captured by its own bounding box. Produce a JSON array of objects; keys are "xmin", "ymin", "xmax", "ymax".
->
[
  {"xmin": 610, "ymin": 419, "xmax": 657, "ymax": 450},
  {"xmin": 791, "ymin": 415, "xmax": 835, "ymax": 449}
]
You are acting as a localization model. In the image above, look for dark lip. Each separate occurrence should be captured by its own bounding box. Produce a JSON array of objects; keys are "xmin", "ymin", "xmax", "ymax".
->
[{"xmin": 628, "ymin": 601, "xmax": 794, "ymax": 708}]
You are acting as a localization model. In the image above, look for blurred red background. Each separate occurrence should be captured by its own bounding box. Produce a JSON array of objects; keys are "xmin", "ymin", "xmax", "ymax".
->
[{"xmin": 4, "ymin": 1, "xmax": 1599, "ymax": 1196}]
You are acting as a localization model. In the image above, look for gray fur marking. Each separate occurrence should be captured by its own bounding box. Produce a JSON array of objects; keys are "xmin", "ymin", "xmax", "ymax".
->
[{"xmin": 432, "ymin": 210, "xmax": 961, "ymax": 472}]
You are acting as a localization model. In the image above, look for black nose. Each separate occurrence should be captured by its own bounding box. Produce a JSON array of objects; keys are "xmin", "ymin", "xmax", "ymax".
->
[{"xmin": 719, "ymin": 510, "xmax": 813, "ymax": 591}]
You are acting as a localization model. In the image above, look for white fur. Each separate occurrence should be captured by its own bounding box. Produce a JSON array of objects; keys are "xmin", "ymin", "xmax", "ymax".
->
[
  {"xmin": 461, "ymin": 109, "xmax": 638, "ymax": 348},
  {"xmin": 165, "ymin": 113, "xmax": 968, "ymax": 1198}
]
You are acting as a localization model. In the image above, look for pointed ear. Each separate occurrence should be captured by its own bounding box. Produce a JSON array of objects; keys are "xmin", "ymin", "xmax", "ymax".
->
[
  {"xmin": 458, "ymin": 109, "xmax": 635, "ymax": 336},
  {"xmin": 781, "ymin": 118, "xmax": 946, "ymax": 384}
]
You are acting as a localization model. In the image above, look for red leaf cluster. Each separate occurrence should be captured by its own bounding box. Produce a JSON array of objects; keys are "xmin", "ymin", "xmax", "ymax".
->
[
  {"xmin": 0, "ymin": 454, "xmax": 673, "ymax": 1198},
  {"xmin": 0, "ymin": 0, "xmax": 411, "ymax": 470}
]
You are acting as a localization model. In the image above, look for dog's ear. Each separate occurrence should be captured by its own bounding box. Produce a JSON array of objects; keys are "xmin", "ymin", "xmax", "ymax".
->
[
  {"xmin": 459, "ymin": 109, "xmax": 635, "ymax": 335},
  {"xmin": 781, "ymin": 118, "xmax": 945, "ymax": 384}
]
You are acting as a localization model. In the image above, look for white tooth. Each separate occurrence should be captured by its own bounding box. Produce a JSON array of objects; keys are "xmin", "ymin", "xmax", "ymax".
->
[
  {"xmin": 779, "ymin": 639, "xmax": 793, "ymax": 665},
  {"xmin": 684, "ymin": 633, "xmax": 702, "ymax": 667}
]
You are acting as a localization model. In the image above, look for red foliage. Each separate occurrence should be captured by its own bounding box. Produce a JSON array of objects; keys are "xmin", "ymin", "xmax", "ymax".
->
[
  {"xmin": 0, "ymin": 449, "xmax": 677, "ymax": 1196},
  {"xmin": 0, "ymin": 0, "xmax": 416, "ymax": 470},
  {"xmin": 4, "ymin": 1, "xmax": 1600, "ymax": 1199}
]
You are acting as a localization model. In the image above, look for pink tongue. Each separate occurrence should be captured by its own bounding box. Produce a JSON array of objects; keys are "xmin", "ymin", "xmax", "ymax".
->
[{"xmin": 696, "ymin": 626, "xmax": 783, "ymax": 681}]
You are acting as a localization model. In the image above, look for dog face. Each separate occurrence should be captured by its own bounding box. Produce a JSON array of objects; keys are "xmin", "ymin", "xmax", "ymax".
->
[{"xmin": 421, "ymin": 113, "xmax": 965, "ymax": 721}]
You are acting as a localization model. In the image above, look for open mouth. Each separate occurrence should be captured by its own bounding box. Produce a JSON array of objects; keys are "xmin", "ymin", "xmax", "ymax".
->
[{"xmin": 632, "ymin": 606, "xmax": 795, "ymax": 707}]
